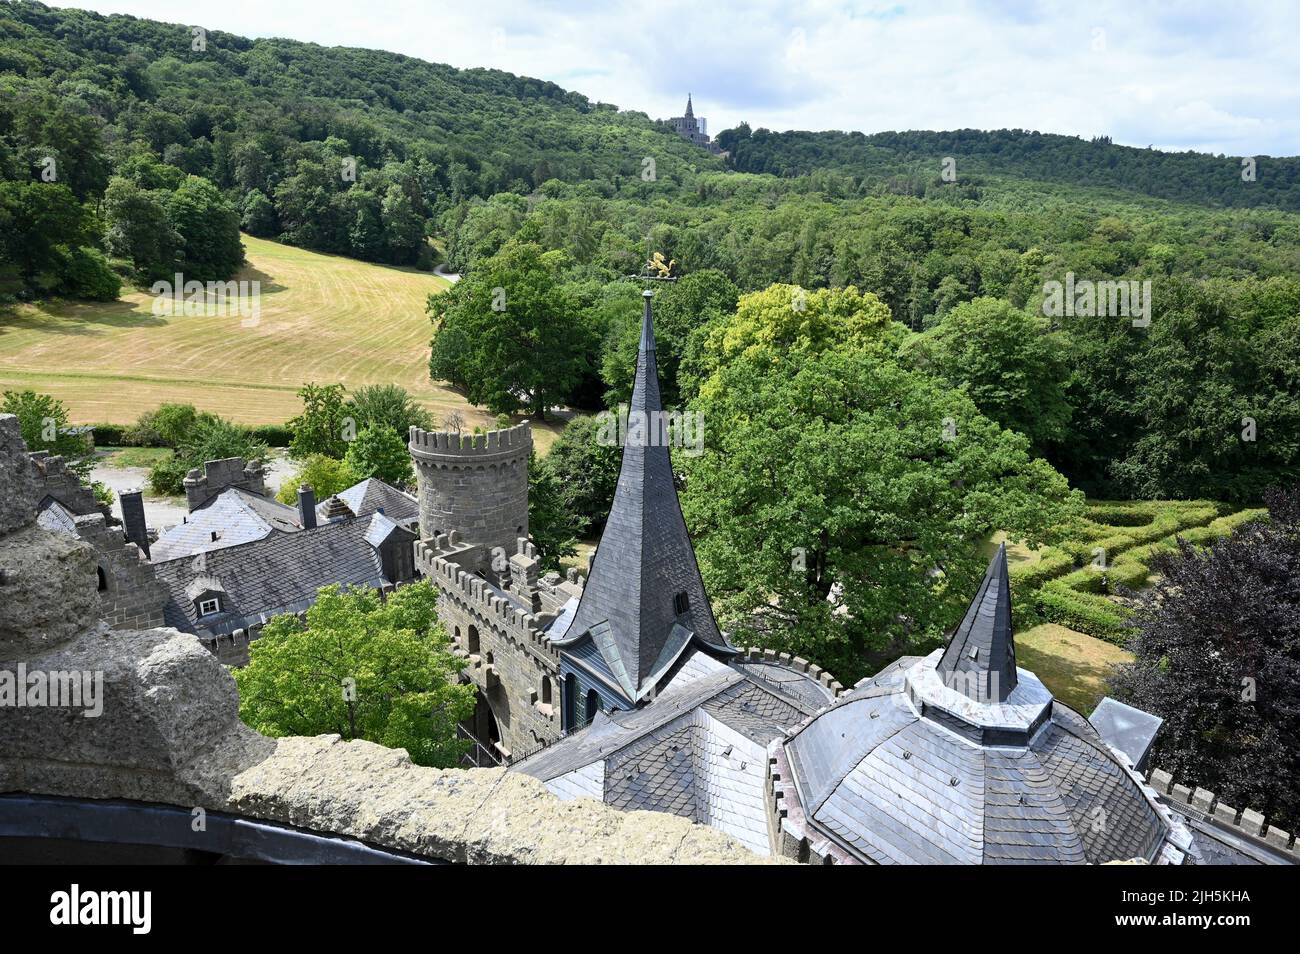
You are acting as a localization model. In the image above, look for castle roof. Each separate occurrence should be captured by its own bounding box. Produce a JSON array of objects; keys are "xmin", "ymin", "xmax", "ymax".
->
[
  {"xmin": 936, "ymin": 543, "xmax": 1018, "ymax": 702},
  {"xmin": 150, "ymin": 487, "xmax": 302, "ymax": 561},
  {"xmin": 152, "ymin": 513, "xmax": 410, "ymax": 636},
  {"xmin": 515, "ymin": 649, "xmax": 824, "ymax": 855},
  {"xmin": 318, "ymin": 477, "xmax": 418, "ymax": 526},
  {"xmin": 770, "ymin": 552, "xmax": 1181, "ymax": 865},
  {"xmin": 685, "ymin": 93, "xmax": 694, "ymax": 118},
  {"xmin": 551, "ymin": 290, "xmax": 733, "ymax": 704}
]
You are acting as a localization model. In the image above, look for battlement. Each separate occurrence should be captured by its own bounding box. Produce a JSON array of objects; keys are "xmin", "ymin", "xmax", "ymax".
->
[
  {"xmin": 415, "ymin": 538, "xmax": 561, "ymax": 664},
  {"xmin": 408, "ymin": 422, "xmax": 532, "ymax": 463},
  {"xmin": 738, "ymin": 646, "xmax": 845, "ymax": 696},
  {"xmin": 184, "ymin": 457, "xmax": 267, "ymax": 511}
]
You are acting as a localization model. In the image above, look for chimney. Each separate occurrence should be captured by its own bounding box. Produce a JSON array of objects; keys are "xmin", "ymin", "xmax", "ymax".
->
[
  {"xmin": 119, "ymin": 489, "xmax": 150, "ymax": 559},
  {"xmin": 298, "ymin": 485, "xmax": 317, "ymax": 529}
]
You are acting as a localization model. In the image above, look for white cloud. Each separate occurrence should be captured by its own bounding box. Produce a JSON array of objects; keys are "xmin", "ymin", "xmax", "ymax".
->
[{"xmin": 54, "ymin": 0, "xmax": 1300, "ymax": 155}]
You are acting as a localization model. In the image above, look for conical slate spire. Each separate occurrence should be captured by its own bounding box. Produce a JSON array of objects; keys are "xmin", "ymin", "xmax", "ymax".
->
[
  {"xmin": 936, "ymin": 543, "xmax": 1018, "ymax": 703},
  {"xmin": 684, "ymin": 94, "xmax": 694, "ymax": 118},
  {"xmin": 561, "ymin": 289, "xmax": 727, "ymax": 700}
]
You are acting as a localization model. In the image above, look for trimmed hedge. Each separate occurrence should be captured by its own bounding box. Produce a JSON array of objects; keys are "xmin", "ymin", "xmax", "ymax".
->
[
  {"xmin": 248, "ymin": 423, "xmax": 293, "ymax": 447},
  {"xmin": 1035, "ymin": 580, "xmax": 1133, "ymax": 642},
  {"xmin": 87, "ymin": 420, "xmax": 294, "ymax": 449},
  {"xmin": 1010, "ymin": 499, "xmax": 1258, "ymax": 644}
]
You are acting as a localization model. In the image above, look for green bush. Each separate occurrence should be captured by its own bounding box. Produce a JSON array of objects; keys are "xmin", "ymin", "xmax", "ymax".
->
[
  {"xmin": 62, "ymin": 246, "xmax": 121, "ymax": 301},
  {"xmin": 148, "ymin": 455, "xmax": 190, "ymax": 496},
  {"xmin": 248, "ymin": 423, "xmax": 293, "ymax": 447},
  {"xmin": 88, "ymin": 423, "xmax": 128, "ymax": 445},
  {"xmin": 1036, "ymin": 579, "xmax": 1133, "ymax": 643}
]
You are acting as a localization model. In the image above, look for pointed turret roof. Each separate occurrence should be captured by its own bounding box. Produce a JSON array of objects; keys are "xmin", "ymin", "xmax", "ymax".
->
[
  {"xmin": 553, "ymin": 290, "xmax": 731, "ymax": 703},
  {"xmin": 936, "ymin": 543, "xmax": 1018, "ymax": 702},
  {"xmin": 684, "ymin": 94, "xmax": 694, "ymax": 118}
]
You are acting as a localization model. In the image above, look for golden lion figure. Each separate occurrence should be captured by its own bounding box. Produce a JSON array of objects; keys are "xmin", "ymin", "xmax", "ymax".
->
[{"xmin": 646, "ymin": 251, "xmax": 675, "ymax": 277}]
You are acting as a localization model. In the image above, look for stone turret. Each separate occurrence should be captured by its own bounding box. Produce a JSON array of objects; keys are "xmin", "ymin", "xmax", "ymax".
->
[
  {"xmin": 183, "ymin": 457, "xmax": 268, "ymax": 512},
  {"xmin": 408, "ymin": 423, "xmax": 531, "ymax": 572}
]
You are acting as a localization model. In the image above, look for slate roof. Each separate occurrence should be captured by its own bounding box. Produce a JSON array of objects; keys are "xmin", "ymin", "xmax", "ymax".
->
[
  {"xmin": 153, "ymin": 517, "xmax": 389, "ymax": 636},
  {"xmin": 151, "ymin": 488, "xmax": 301, "ymax": 561},
  {"xmin": 36, "ymin": 499, "xmax": 79, "ymax": 536},
  {"xmin": 1089, "ymin": 696, "xmax": 1164, "ymax": 771},
  {"xmin": 937, "ymin": 543, "xmax": 1017, "ymax": 702},
  {"xmin": 552, "ymin": 291, "xmax": 733, "ymax": 703},
  {"xmin": 514, "ymin": 650, "xmax": 819, "ymax": 855},
  {"xmin": 321, "ymin": 478, "xmax": 418, "ymax": 525},
  {"xmin": 781, "ymin": 652, "xmax": 1171, "ymax": 865}
]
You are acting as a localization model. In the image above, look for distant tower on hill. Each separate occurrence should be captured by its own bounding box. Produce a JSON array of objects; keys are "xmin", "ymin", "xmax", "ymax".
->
[{"xmin": 669, "ymin": 94, "xmax": 723, "ymax": 155}]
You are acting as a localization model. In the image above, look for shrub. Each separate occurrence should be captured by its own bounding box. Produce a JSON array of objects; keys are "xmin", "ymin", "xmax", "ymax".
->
[{"xmin": 248, "ymin": 423, "xmax": 293, "ymax": 447}]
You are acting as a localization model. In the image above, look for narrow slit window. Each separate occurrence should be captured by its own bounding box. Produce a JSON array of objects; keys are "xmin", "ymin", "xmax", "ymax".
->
[{"xmin": 673, "ymin": 591, "xmax": 690, "ymax": 616}]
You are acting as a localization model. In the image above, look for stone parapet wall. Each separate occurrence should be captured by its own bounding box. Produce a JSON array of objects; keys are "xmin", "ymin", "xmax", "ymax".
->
[{"xmin": 1145, "ymin": 766, "xmax": 1299, "ymax": 858}]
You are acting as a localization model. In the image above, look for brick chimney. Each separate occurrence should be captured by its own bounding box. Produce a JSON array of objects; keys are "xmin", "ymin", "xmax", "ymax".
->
[
  {"xmin": 119, "ymin": 489, "xmax": 150, "ymax": 559},
  {"xmin": 297, "ymin": 485, "xmax": 317, "ymax": 530}
]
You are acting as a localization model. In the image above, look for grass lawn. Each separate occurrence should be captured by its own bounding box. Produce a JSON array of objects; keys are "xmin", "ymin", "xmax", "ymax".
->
[
  {"xmin": 0, "ymin": 235, "xmax": 564, "ymax": 453},
  {"xmin": 101, "ymin": 446, "xmax": 173, "ymax": 469},
  {"xmin": 1016, "ymin": 622, "xmax": 1133, "ymax": 715}
]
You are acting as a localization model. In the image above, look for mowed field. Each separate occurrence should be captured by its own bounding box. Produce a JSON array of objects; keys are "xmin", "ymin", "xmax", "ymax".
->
[{"xmin": 0, "ymin": 235, "xmax": 562, "ymax": 449}]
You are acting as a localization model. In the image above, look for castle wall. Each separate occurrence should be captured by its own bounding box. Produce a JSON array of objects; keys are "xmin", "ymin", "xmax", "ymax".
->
[
  {"xmin": 73, "ymin": 514, "xmax": 168, "ymax": 630},
  {"xmin": 416, "ymin": 538, "xmax": 562, "ymax": 761}
]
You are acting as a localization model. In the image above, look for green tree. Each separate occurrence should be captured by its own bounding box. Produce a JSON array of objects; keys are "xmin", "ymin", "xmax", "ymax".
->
[
  {"xmin": 167, "ymin": 175, "xmax": 244, "ymax": 281},
  {"xmin": 527, "ymin": 451, "xmax": 579, "ymax": 572},
  {"xmin": 344, "ymin": 424, "xmax": 413, "ymax": 487},
  {"xmin": 901, "ymin": 297, "xmax": 1073, "ymax": 457},
  {"xmin": 275, "ymin": 454, "xmax": 359, "ymax": 504},
  {"xmin": 346, "ymin": 384, "xmax": 432, "ymax": 436},
  {"xmin": 428, "ymin": 240, "xmax": 590, "ymax": 418},
  {"xmin": 1, "ymin": 390, "xmax": 94, "ymax": 478},
  {"xmin": 680, "ymin": 285, "xmax": 1081, "ymax": 683},
  {"xmin": 288, "ymin": 383, "xmax": 351, "ymax": 459},
  {"xmin": 601, "ymin": 269, "xmax": 739, "ymax": 407},
  {"xmin": 233, "ymin": 582, "xmax": 475, "ymax": 768},
  {"xmin": 102, "ymin": 176, "xmax": 179, "ymax": 281},
  {"xmin": 535, "ymin": 414, "xmax": 621, "ymax": 536}
]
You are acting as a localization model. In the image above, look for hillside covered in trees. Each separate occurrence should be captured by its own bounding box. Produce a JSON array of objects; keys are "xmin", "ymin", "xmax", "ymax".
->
[
  {"xmin": 717, "ymin": 125, "xmax": 1300, "ymax": 212},
  {"xmin": 3, "ymin": 0, "xmax": 1299, "ymax": 511}
]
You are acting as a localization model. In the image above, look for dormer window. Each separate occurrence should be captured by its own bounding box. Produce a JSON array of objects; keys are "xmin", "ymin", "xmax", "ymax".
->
[
  {"xmin": 198, "ymin": 597, "xmax": 221, "ymax": 616},
  {"xmin": 673, "ymin": 591, "xmax": 690, "ymax": 616}
]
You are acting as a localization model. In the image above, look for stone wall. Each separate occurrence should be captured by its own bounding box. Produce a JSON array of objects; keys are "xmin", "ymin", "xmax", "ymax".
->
[
  {"xmin": 1145, "ymin": 767, "xmax": 1300, "ymax": 858},
  {"xmin": 0, "ymin": 414, "xmax": 774, "ymax": 865},
  {"xmin": 183, "ymin": 457, "xmax": 267, "ymax": 511},
  {"xmin": 74, "ymin": 513, "xmax": 168, "ymax": 630},
  {"xmin": 417, "ymin": 535, "xmax": 566, "ymax": 760}
]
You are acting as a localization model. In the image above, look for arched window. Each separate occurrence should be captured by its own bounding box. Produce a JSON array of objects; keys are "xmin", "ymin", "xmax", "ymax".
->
[
  {"xmin": 467, "ymin": 624, "xmax": 480, "ymax": 655},
  {"xmin": 96, "ymin": 566, "xmax": 107, "ymax": 592},
  {"xmin": 541, "ymin": 675, "xmax": 552, "ymax": 705},
  {"xmin": 585, "ymin": 689, "xmax": 600, "ymax": 723},
  {"xmin": 564, "ymin": 673, "xmax": 577, "ymax": 729},
  {"xmin": 454, "ymin": 625, "xmax": 461, "ymax": 645}
]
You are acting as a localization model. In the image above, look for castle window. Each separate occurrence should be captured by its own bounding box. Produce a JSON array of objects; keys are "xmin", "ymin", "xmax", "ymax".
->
[
  {"xmin": 96, "ymin": 566, "xmax": 107, "ymax": 592},
  {"xmin": 673, "ymin": 591, "xmax": 690, "ymax": 616},
  {"xmin": 541, "ymin": 675, "xmax": 553, "ymax": 705},
  {"xmin": 585, "ymin": 689, "xmax": 601, "ymax": 723},
  {"xmin": 198, "ymin": 597, "xmax": 221, "ymax": 617},
  {"xmin": 564, "ymin": 673, "xmax": 577, "ymax": 729},
  {"xmin": 467, "ymin": 624, "xmax": 480, "ymax": 655}
]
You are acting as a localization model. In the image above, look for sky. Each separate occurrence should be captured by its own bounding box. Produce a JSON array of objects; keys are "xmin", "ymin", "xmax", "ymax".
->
[{"xmin": 56, "ymin": 0, "xmax": 1300, "ymax": 156}]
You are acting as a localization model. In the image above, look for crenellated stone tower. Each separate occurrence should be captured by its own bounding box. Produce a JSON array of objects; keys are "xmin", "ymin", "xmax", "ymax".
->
[{"xmin": 409, "ymin": 423, "xmax": 531, "ymax": 574}]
